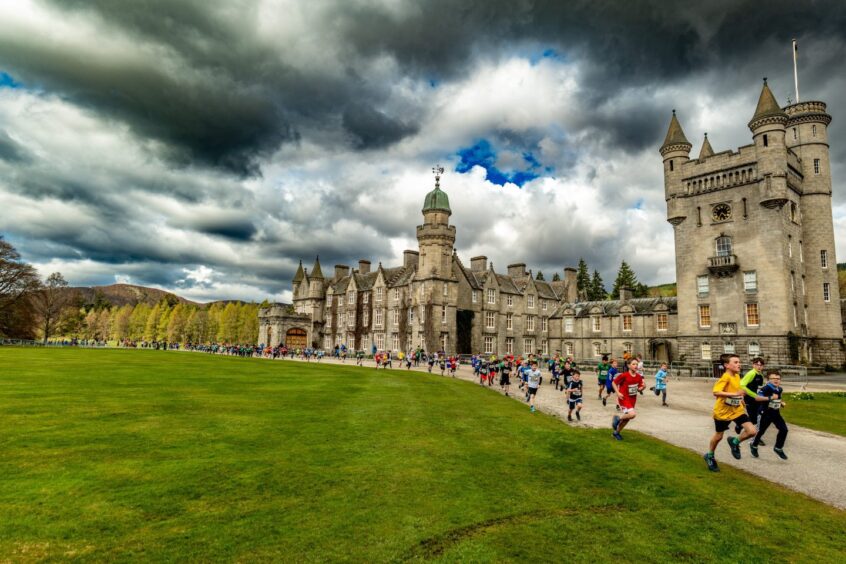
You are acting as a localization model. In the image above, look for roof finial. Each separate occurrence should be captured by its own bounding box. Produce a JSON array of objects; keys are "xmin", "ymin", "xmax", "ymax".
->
[
  {"xmin": 672, "ymin": 109, "xmax": 676, "ymax": 115},
  {"xmin": 704, "ymin": 132, "xmax": 708, "ymax": 138},
  {"xmin": 432, "ymin": 164, "xmax": 444, "ymax": 190},
  {"xmin": 763, "ymin": 76, "xmax": 768, "ymax": 84}
]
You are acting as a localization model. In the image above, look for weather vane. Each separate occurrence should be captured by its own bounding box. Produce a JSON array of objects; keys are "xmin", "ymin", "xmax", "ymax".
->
[{"xmin": 432, "ymin": 164, "xmax": 444, "ymax": 189}]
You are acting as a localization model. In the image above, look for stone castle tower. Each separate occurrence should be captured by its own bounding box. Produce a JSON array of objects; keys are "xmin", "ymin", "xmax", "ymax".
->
[{"xmin": 662, "ymin": 79, "xmax": 843, "ymax": 365}]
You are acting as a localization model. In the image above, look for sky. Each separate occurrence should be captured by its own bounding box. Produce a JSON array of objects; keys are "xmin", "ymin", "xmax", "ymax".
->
[{"xmin": 2, "ymin": 0, "xmax": 846, "ymax": 303}]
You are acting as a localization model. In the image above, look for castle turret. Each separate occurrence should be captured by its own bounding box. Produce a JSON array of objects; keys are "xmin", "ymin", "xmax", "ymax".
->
[
  {"xmin": 416, "ymin": 167, "xmax": 456, "ymax": 278},
  {"xmin": 749, "ymin": 79, "xmax": 790, "ymax": 208},
  {"xmin": 308, "ymin": 256, "xmax": 324, "ymax": 298},
  {"xmin": 292, "ymin": 260, "xmax": 305, "ymax": 294},
  {"xmin": 698, "ymin": 133, "xmax": 714, "ymax": 160},
  {"xmin": 660, "ymin": 110, "xmax": 692, "ymax": 224}
]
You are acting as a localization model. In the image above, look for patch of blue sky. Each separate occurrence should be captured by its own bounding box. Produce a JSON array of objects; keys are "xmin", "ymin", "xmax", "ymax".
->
[
  {"xmin": 631, "ymin": 198, "xmax": 645, "ymax": 210},
  {"xmin": 455, "ymin": 139, "xmax": 541, "ymax": 187},
  {"xmin": 526, "ymin": 46, "xmax": 565, "ymax": 65},
  {"xmin": 0, "ymin": 71, "xmax": 22, "ymax": 89}
]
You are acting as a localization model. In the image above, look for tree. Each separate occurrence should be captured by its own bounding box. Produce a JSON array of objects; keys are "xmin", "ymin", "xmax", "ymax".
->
[
  {"xmin": 535, "ymin": 271, "xmax": 545, "ymax": 281},
  {"xmin": 589, "ymin": 270, "xmax": 606, "ymax": 301},
  {"xmin": 576, "ymin": 258, "xmax": 590, "ymax": 300},
  {"xmin": 32, "ymin": 272, "xmax": 70, "ymax": 343},
  {"xmin": 552, "ymin": 272, "xmax": 561, "ymax": 282},
  {"xmin": 611, "ymin": 261, "xmax": 643, "ymax": 300},
  {"xmin": 0, "ymin": 236, "xmax": 41, "ymax": 338}
]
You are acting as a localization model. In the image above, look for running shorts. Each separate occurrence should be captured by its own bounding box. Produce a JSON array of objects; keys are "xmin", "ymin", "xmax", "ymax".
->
[
  {"xmin": 527, "ymin": 387, "xmax": 538, "ymax": 396},
  {"xmin": 567, "ymin": 398, "xmax": 582, "ymax": 409},
  {"xmin": 714, "ymin": 414, "xmax": 750, "ymax": 432}
]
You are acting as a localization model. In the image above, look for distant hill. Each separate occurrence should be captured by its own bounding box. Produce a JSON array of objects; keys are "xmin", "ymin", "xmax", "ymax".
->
[
  {"xmin": 648, "ymin": 283, "xmax": 677, "ymax": 297},
  {"xmin": 67, "ymin": 284, "xmax": 201, "ymax": 308}
]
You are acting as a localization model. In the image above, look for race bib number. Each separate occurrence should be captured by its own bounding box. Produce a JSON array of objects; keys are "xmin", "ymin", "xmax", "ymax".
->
[
  {"xmin": 627, "ymin": 384, "xmax": 639, "ymax": 396},
  {"xmin": 725, "ymin": 397, "xmax": 742, "ymax": 407},
  {"xmin": 480, "ymin": 369, "xmax": 488, "ymax": 374},
  {"xmin": 571, "ymin": 390, "xmax": 582, "ymax": 398},
  {"xmin": 768, "ymin": 399, "xmax": 782, "ymax": 410}
]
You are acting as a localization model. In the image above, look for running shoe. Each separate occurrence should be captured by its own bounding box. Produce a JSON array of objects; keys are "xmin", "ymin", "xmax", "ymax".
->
[
  {"xmin": 758, "ymin": 439, "xmax": 766, "ymax": 446},
  {"xmin": 612, "ymin": 415, "xmax": 620, "ymax": 431},
  {"xmin": 728, "ymin": 436, "xmax": 742, "ymax": 460},
  {"xmin": 612, "ymin": 432, "xmax": 623, "ymax": 441},
  {"xmin": 567, "ymin": 415, "xmax": 573, "ymax": 422},
  {"xmin": 602, "ymin": 397, "xmax": 607, "ymax": 406},
  {"xmin": 750, "ymin": 444, "xmax": 759, "ymax": 458},
  {"xmin": 704, "ymin": 453, "xmax": 719, "ymax": 472},
  {"xmin": 734, "ymin": 425, "xmax": 742, "ymax": 435},
  {"xmin": 576, "ymin": 411, "xmax": 581, "ymax": 421},
  {"xmin": 774, "ymin": 448, "xmax": 788, "ymax": 460},
  {"xmin": 530, "ymin": 405, "xmax": 535, "ymax": 413}
]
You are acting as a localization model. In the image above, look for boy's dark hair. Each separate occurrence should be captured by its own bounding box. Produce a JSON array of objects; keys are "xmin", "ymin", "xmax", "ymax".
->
[
  {"xmin": 601, "ymin": 355, "xmax": 609, "ymax": 361},
  {"xmin": 766, "ymin": 370, "xmax": 781, "ymax": 378},
  {"xmin": 752, "ymin": 357, "xmax": 765, "ymax": 365},
  {"xmin": 572, "ymin": 369, "xmax": 581, "ymax": 376}
]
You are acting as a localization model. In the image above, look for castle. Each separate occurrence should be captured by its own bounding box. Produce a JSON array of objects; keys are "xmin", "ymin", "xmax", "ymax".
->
[{"xmin": 259, "ymin": 80, "xmax": 844, "ymax": 366}]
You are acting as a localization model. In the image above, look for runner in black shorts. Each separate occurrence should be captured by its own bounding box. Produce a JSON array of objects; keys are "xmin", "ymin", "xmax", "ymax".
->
[
  {"xmin": 499, "ymin": 359, "xmax": 512, "ymax": 396},
  {"xmin": 565, "ymin": 370, "xmax": 584, "ymax": 422}
]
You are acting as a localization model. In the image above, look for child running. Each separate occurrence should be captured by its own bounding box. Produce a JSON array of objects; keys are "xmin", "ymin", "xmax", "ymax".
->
[
  {"xmin": 565, "ymin": 370, "xmax": 584, "ymax": 422},
  {"xmin": 596, "ymin": 355, "xmax": 610, "ymax": 400},
  {"xmin": 704, "ymin": 354, "xmax": 758, "ymax": 472},
  {"xmin": 603, "ymin": 358, "xmax": 619, "ymax": 407},
  {"xmin": 651, "ymin": 362, "xmax": 669, "ymax": 406},
  {"xmin": 499, "ymin": 358, "xmax": 512, "ymax": 396},
  {"xmin": 611, "ymin": 358, "xmax": 645, "ymax": 440},
  {"xmin": 750, "ymin": 371, "xmax": 789, "ymax": 460},
  {"xmin": 526, "ymin": 361, "xmax": 542, "ymax": 412}
]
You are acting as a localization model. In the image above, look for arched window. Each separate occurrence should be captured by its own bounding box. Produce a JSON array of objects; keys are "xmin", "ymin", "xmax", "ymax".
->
[{"xmin": 715, "ymin": 236, "xmax": 732, "ymax": 257}]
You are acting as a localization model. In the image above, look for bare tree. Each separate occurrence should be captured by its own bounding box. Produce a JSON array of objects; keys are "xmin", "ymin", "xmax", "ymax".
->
[
  {"xmin": 32, "ymin": 272, "xmax": 70, "ymax": 343},
  {"xmin": 0, "ymin": 236, "xmax": 41, "ymax": 338}
]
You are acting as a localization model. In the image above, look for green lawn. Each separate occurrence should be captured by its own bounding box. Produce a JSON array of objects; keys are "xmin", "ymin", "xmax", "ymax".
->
[
  {"xmin": 784, "ymin": 392, "xmax": 846, "ymax": 437},
  {"xmin": 0, "ymin": 349, "xmax": 844, "ymax": 562}
]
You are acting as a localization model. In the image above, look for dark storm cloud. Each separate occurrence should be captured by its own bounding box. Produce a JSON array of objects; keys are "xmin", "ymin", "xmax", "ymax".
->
[
  {"xmin": 342, "ymin": 104, "xmax": 419, "ymax": 149},
  {"xmin": 0, "ymin": 130, "xmax": 27, "ymax": 163}
]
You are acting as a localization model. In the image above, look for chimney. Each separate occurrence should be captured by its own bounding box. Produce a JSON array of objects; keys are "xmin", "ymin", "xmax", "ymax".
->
[
  {"xmin": 334, "ymin": 264, "xmax": 350, "ymax": 279},
  {"xmin": 358, "ymin": 259, "xmax": 371, "ymax": 274},
  {"xmin": 508, "ymin": 263, "xmax": 527, "ymax": 278},
  {"xmin": 471, "ymin": 256, "xmax": 487, "ymax": 272},
  {"xmin": 403, "ymin": 250, "xmax": 419, "ymax": 268},
  {"xmin": 620, "ymin": 287, "xmax": 633, "ymax": 302},
  {"xmin": 563, "ymin": 267, "xmax": 577, "ymax": 303}
]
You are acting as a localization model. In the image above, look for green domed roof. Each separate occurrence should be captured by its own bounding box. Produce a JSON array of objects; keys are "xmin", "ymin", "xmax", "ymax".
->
[{"xmin": 423, "ymin": 186, "xmax": 451, "ymax": 212}]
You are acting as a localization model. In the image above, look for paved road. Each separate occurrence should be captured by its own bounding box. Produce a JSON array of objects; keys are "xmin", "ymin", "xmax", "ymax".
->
[{"xmin": 252, "ymin": 354, "xmax": 846, "ymax": 510}]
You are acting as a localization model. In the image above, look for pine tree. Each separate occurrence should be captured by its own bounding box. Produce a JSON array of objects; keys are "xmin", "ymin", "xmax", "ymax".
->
[
  {"xmin": 611, "ymin": 261, "xmax": 640, "ymax": 299},
  {"xmin": 535, "ymin": 271, "xmax": 545, "ymax": 281},
  {"xmin": 589, "ymin": 270, "xmax": 606, "ymax": 301},
  {"xmin": 552, "ymin": 272, "xmax": 561, "ymax": 282},
  {"xmin": 576, "ymin": 258, "xmax": 590, "ymax": 299}
]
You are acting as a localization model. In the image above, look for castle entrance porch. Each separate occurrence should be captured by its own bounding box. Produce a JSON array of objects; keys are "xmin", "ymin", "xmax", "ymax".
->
[
  {"xmin": 456, "ymin": 310, "xmax": 474, "ymax": 354},
  {"xmin": 286, "ymin": 327, "xmax": 308, "ymax": 350}
]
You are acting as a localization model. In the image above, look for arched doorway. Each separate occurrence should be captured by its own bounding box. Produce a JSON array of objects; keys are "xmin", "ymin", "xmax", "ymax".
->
[
  {"xmin": 286, "ymin": 328, "xmax": 308, "ymax": 349},
  {"xmin": 650, "ymin": 339, "xmax": 670, "ymax": 363}
]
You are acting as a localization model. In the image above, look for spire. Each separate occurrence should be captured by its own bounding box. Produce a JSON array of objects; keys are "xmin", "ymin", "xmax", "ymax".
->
[
  {"xmin": 293, "ymin": 260, "xmax": 305, "ymax": 283},
  {"xmin": 422, "ymin": 164, "xmax": 451, "ymax": 214},
  {"xmin": 659, "ymin": 110, "xmax": 692, "ymax": 156},
  {"xmin": 749, "ymin": 78, "xmax": 787, "ymax": 130},
  {"xmin": 698, "ymin": 133, "xmax": 714, "ymax": 159},
  {"xmin": 310, "ymin": 256, "xmax": 324, "ymax": 279}
]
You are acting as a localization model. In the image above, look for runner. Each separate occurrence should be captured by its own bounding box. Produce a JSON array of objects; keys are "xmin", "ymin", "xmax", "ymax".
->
[
  {"xmin": 737, "ymin": 357, "xmax": 766, "ymax": 437},
  {"xmin": 499, "ymin": 358, "xmax": 512, "ymax": 396},
  {"xmin": 449, "ymin": 355, "xmax": 457, "ymax": 377},
  {"xmin": 704, "ymin": 354, "xmax": 758, "ymax": 472},
  {"xmin": 597, "ymin": 355, "xmax": 610, "ymax": 400},
  {"xmin": 565, "ymin": 369, "xmax": 584, "ymax": 422},
  {"xmin": 405, "ymin": 353, "xmax": 413, "ymax": 370},
  {"xmin": 611, "ymin": 358, "xmax": 645, "ymax": 440},
  {"xmin": 479, "ymin": 357, "xmax": 489, "ymax": 385},
  {"xmin": 561, "ymin": 360, "xmax": 574, "ymax": 391},
  {"xmin": 439, "ymin": 355, "xmax": 447, "ymax": 376},
  {"xmin": 526, "ymin": 361, "xmax": 542, "ymax": 412},
  {"xmin": 750, "ymin": 371, "xmax": 789, "ymax": 460},
  {"xmin": 651, "ymin": 362, "xmax": 669, "ymax": 406},
  {"xmin": 427, "ymin": 353, "xmax": 435, "ymax": 373},
  {"xmin": 604, "ymin": 358, "xmax": 619, "ymax": 407},
  {"xmin": 550, "ymin": 360, "xmax": 561, "ymax": 391}
]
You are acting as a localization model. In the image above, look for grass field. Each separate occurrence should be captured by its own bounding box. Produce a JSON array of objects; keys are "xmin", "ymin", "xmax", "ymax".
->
[
  {"xmin": 1, "ymin": 349, "xmax": 844, "ymax": 562},
  {"xmin": 784, "ymin": 392, "xmax": 846, "ymax": 437}
]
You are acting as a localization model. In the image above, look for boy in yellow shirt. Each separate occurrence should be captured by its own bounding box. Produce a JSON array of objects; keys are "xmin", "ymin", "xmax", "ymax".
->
[{"xmin": 704, "ymin": 354, "xmax": 758, "ymax": 472}]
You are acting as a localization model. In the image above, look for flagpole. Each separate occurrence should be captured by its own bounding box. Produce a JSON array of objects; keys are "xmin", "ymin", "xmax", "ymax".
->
[{"xmin": 792, "ymin": 38, "xmax": 800, "ymax": 103}]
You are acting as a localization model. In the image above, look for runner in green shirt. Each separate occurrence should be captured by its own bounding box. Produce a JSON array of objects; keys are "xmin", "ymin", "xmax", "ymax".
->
[{"xmin": 596, "ymin": 355, "xmax": 610, "ymax": 400}]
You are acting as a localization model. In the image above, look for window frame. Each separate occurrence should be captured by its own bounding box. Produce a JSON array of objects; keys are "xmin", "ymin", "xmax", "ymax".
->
[
  {"xmin": 656, "ymin": 312, "xmax": 668, "ymax": 331},
  {"xmin": 698, "ymin": 305, "xmax": 711, "ymax": 328},
  {"xmin": 743, "ymin": 271, "xmax": 757, "ymax": 293},
  {"xmin": 697, "ymin": 275, "xmax": 709, "ymax": 297},
  {"xmin": 745, "ymin": 303, "xmax": 760, "ymax": 327}
]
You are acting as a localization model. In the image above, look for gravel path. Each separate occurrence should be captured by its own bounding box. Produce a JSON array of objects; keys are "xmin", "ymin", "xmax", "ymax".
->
[{"xmin": 258, "ymin": 355, "xmax": 846, "ymax": 510}]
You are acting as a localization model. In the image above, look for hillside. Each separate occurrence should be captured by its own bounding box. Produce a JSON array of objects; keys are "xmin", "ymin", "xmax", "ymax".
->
[{"xmin": 67, "ymin": 284, "xmax": 201, "ymax": 308}]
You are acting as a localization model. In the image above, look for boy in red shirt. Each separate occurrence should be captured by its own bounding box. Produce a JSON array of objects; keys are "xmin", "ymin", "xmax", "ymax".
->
[{"xmin": 611, "ymin": 358, "xmax": 645, "ymax": 440}]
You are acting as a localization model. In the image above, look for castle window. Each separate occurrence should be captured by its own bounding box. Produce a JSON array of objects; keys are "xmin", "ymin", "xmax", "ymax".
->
[
  {"xmin": 742, "ymin": 198, "xmax": 747, "ymax": 218},
  {"xmin": 621, "ymin": 314, "xmax": 633, "ymax": 331},
  {"xmin": 812, "ymin": 124, "xmax": 817, "ymax": 136},
  {"xmin": 790, "ymin": 202, "xmax": 798, "ymax": 223},
  {"xmin": 542, "ymin": 340, "xmax": 549, "ymax": 356},
  {"xmin": 337, "ymin": 312, "xmax": 343, "ymax": 327},
  {"xmin": 821, "ymin": 250, "xmax": 829, "ymax": 268},
  {"xmin": 669, "ymin": 160, "xmax": 674, "ymax": 171},
  {"xmin": 409, "ymin": 308, "xmax": 414, "ymax": 324},
  {"xmin": 527, "ymin": 315, "xmax": 535, "ymax": 332},
  {"xmin": 443, "ymin": 283, "xmax": 448, "ymax": 296},
  {"xmin": 698, "ymin": 305, "xmax": 711, "ymax": 328},
  {"xmin": 565, "ymin": 342, "xmax": 574, "ymax": 357},
  {"xmin": 697, "ymin": 275, "xmax": 709, "ymax": 296},
  {"xmin": 763, "ymin": 134, "xmax": 768, "ymax": 147},
  {"xmin": 528, "ymin": 294, "xmax": 535, "ymax": 308},
  {"xmin": 441, "ymin": 305, "xmax": 447, "ymax": 324},
  {"xmin": 392, "ymin": 308, "xmax": 398, "ymax": 326},
  {"xmin": 472, "ymin": 290, "xmax": 478, "ymax": 303},
  {"xmin": 748, "ymin": 341, "xmax": 761, "ymax": 357},
  {"xmin": 327, "ymin": 294, "xmax": 332, "ymax": 306},
  {"xmin": 799, "ymin": 240, "xmax": 804, "ymax": 262},
  {"xmin": 484, "ymin": 336, "xmax": 494, "ymax": 354},
  {"xmin": 393, "ymin": 288, "xmax": 399, "ymax": 301},
  {"xmin": 814, "ymin": 159, "xmax": 821, "ymax": 174},
  {"xmin": 542, "ymin": 317, "xmax": 548, "ymax": 333},
  {"xmin": 375, "ymin": 309, "xmax": 383, "ymax": 328},
  {"xmin": 715, "ymin": 236, "xmax": 732, "ymax": 257},
  {"xmin": 542, "ymin": 299, "xmax": 548, "ymax": 311},
  {"xmin": 347, "ymin": 311, "xmax": 354, "ymax": 326},
  {"xmin": 565, "ymin": 317, "xmax": 574, "ymax": 333},
  {"xmin": 656, "ymin": 313, "xmax": 668, "ymax": 331},
  {"xmin": 802, "ymin": 276, "xmax": 806, "ymax": 295},
  {"xmin": 823, "ymin": 282, "xmax": 831, "ymax": 303},
  {"xmin": 419, "ymin": 305, "xmax": 425, "ymax": 323},
  {"xmin": 348, "ymin": 291, "xmax": 355, "ymax": 305},
  {"xmin": 507, "ymin": 313, "xmax": 513, "ymax": 330},
  {"xmin": 524, "ymin": 338, "xmax": 535, "ymax": 354},
  {"xmin": 392, "ymin": 334, "xmax": 400, "ymax": 351},
  {"xmin": 723, "ymin": 342, "xmax": 735, "ymax": 354},
  {"xmin": 793, "ymin": 127, "xmax": 797, "ymax": 140},
  {"xmin": 376, "ymin": 287, "xmax": 383, "ymax": 302},
  {"xmin": 363, "ymin": 293, "xmax": 369, "ymax": 304},
  {"xmin": 376, "ymin": 333, "xmax": 384, "ymax": 350},
  {"xmin": 593, "ymin": 342, "xmax": 602, "ymax": 357},
  {"xmin": 743, "ymin": 271, "xmax": 757, "ymax": 293},
  {"xmin": 486, "ymin": 311, "xmax": 496, "ymax": 329},
  {"xmin": 506, "ymin": 337, "xmax": 514, "ymax": 355},
  {"xmin": 745, "ymin": 303, "xmax": 760, "ymax": 326},
  {"xmin": 622, "ymin": 342, "xmax": 633, "ymax": 355},
  {"xmin": 507, "ymin": 294, "xmax": 513, "ymax": 307},
  {"xmin": 701, "ymin": 343, "xmax": 711, "ymax": 360},
  {"xmin": 363, "ymin": 310, "xmax": 369, "ymax": 326},
  {"xmin": 487, "ymin": 289, "xmax": 496, "ymax": 304},
  {"xmin": 592, "ymin": 316, "xmax": 601, "ymax": 332},
  {"xmin": 793, "ymin": 305, "xmax": 798, "ymax": 327},
  {"xmin": 788, "ymin": 235, "xmax": 793, "ymax": 257}
]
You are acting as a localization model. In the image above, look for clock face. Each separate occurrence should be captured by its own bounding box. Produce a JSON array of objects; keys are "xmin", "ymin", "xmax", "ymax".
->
[{"xmin": 712, "ymin": 203, "xmax": 732, "ymax": 222}]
